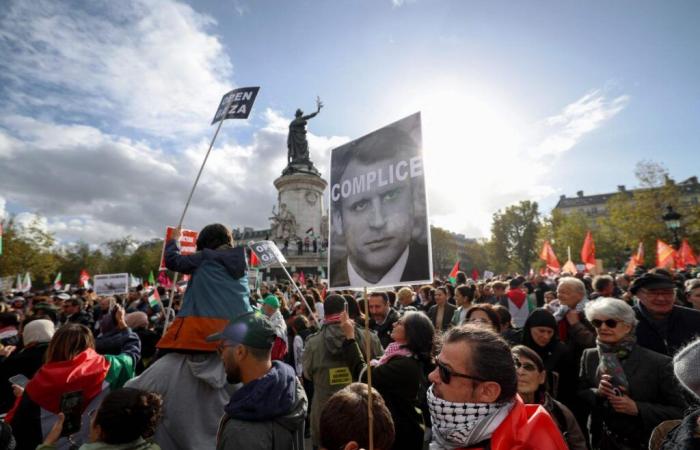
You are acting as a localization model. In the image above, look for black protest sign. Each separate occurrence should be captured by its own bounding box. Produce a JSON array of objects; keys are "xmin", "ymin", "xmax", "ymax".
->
[
  {"xmin": 249, "ymin": 240, "xmax": 287, "ymax": 268},
  {"xmin": 211, "ymin": 86, "xmax": 260, "ymax": 124}
]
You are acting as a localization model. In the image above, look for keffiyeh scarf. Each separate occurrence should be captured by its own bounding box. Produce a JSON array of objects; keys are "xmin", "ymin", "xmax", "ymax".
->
[
  {"xmin": 371, "ymin": 341, "xmax": 412, "ymax": 367},
  {"xmin": 427, "ymin": 385, "xmax": 513, "ymax": 449}
]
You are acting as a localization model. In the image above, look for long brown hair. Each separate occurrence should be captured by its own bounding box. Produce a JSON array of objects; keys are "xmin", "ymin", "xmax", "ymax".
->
[{"xmin": 45, "ymin": 323, "xmax": 95, "ymax": 363}]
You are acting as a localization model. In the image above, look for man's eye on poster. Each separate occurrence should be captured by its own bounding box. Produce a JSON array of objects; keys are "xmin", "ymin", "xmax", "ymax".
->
[{"xmin": 328, "ymin": 112, "xmax": 433, "ymax": 289}]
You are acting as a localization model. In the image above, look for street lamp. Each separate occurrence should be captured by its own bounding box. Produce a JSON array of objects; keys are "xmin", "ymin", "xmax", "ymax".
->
[{"xmin": 662, "ymin": 205, "xmax": 682, "ymax": 249}]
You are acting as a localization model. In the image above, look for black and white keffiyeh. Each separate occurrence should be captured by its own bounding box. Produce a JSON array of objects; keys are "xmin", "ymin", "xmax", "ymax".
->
[{"xmin": 427, "ymin": 385, "xmax": 514, "ymax": 450}]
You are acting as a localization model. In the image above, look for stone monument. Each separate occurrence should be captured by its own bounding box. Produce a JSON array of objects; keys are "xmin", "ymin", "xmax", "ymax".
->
[{"xmin": 271, "ymin": 98, "xmax": 328, "ymax": 245}]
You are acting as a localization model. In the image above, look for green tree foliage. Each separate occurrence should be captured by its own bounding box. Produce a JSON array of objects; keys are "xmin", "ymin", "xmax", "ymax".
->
[
  {"xmin": 461, "ymin": 239, "xmax": 491, "ymax": 275},
  {"xmin": 0, "ymin": 217, "xmax": 59, "ymax": 285},
  {"xmin": 127, "ymin": 239, "xmax": 165, "ymax": 278},
  {"xmin": 490, "ymin": 201, "xmax": 541, "ymax": 274},
  {"xmin": 430, "ymin": 226, "xmax": 458, "ymax": 276}
]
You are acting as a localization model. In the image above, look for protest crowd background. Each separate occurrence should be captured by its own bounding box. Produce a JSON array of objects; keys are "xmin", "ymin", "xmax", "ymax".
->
[{"xmin": 0, "ymin": 217, "xmax": 699, "ymax": 450}]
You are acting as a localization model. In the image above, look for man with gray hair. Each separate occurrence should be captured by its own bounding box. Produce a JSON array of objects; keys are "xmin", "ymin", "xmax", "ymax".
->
[{"xmin": 554, "ymin": 277, "xmax": 596, "ymax": 352}]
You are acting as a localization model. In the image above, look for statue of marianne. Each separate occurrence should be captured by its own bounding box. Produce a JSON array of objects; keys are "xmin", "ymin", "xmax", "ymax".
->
[{"xmin": 287, "ymin": 97, "xmax": 323, "ymax": 165}]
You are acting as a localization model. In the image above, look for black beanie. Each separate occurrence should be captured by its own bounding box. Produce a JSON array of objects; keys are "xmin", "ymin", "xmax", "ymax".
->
[{"xmin": 524, "ymin": 308, "xmax": 557, "ymax": 331}]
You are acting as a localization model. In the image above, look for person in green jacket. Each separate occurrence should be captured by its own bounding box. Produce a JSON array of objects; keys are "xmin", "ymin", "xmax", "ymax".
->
[{"xmin": 38, "ymin": 387, "xmax": 163, "ymax": 450}]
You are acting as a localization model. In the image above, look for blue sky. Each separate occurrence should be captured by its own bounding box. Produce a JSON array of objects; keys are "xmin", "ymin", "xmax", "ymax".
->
[{"xmin": 1, "ymin": 0, "xmax": 698, "ymax": 243}]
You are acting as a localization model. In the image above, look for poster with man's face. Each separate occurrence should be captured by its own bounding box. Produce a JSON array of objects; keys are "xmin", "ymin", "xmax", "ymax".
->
[{"xmin": 328, "ymin": 112, "xmax": 432, "ymax": 289}]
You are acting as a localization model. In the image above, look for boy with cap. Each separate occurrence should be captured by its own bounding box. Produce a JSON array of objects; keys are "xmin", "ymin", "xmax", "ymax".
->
[{"xmin": 211, "ymin": 312, "xmax": 307, "ymax": 450}]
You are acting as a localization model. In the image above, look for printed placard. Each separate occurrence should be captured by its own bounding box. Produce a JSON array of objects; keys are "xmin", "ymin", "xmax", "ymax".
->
[
  {"xmin": 160, "ymin": 227, "xmax": 199, "ymax": 270},
  {"xmin": 249, "ymin": 240, "xmax": 287, "ymax": 267},
  {"xmin": 94, "ymin": 273, "xmax": 129, "ymax": 296}
]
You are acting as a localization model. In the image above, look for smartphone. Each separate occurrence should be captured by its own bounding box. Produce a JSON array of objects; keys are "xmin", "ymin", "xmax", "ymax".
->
[
  {"xmin": 60, "ymin": 391, "xmax": 83, "ymax": 437},
  {"xmin": 9, "ymin": 374, "xmax": 29, "ymax": 388}
]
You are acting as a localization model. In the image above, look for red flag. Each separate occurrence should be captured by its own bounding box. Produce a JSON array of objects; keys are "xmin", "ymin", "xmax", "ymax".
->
[
  {"xmin": 250, "ymin": 251, "xmax": 260, "ymax": 267},
  {"xmin": 79, "ymin": 269, "xmax": 90, "ymax": 287},
  {"xmin": 299, "ymin": 271, "xmax": 306, "ymax": 286},
  {"xmin": 624, "ymin": 242, "xmax": 645, "ymax": 276},
  {"xmin": 157, "ymin": 270, "xmax": 173, "ymax": 289},
  {"xmin": 679, "ymin": 239, "xmax": 698, "ymax": 267},
  {"xmin": 580, "ymin": 231, "xmax": 596, "ymax": 270},
  {"xmin": 656, "ymin": 240, "xmax": 676, "ymax": 269},
  {"xmin": 471, "ymin": 268, "xmax": 479, "ymax": 281},
  {"xmin": 539, "ymin": 241, "xmax": 560, "ymax": 272},
  {"xmin": 448, "ymin": 261, "xmax": 460, "ymax": 283}
]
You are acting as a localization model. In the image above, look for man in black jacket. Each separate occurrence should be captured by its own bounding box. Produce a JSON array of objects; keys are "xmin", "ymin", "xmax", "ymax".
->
[
  {"xmin": 631, "ymin": 272, "xmax": 700, "ymax": 356},
  {"xmin": 368, "ymin": 291, "xmax": 399, "ymax": 349}
]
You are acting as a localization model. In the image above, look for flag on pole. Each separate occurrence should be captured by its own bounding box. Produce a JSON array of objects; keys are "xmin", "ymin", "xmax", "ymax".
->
[
  {"xmin": 624, "ymin": 242, "xmax": 644, "ymax": 276},
  {"xmin": 157, "ymin": 270, "xmax": 173, "ymax": 289},
  {"xmin": 79, "ymin": 269, "xmax": 90, "ymax": 288},
  {"xmin": 656, "ymin": 240, "xmax": 676, "ymax": 269},
  {"xmin": 148, "ymin": 288, "xmax": 161, "ymax": 308},
  {"xmin": 580, "ymin": 231, "xmax": 596, "ymax": 271},
  {"xmin": 53, "ymin": 272, "xmax": 62, "ymax": 290},
  {"xmin": 471, "ymin": 268, "xmax": 479, "ymax": 281},
  {"xmin": 679, "ymin": 239, "xmax": 698, "ymax": 267},
  {"xmin": 15, "ymin": 274, "xmax": 21, "ymax": 291},
  {"xmin": 146, "ymin": 270, "xmax": 155, "ymax": 288},
  {"xmin": 539, "ymin": 241, "xmax": 561, "ymax": 272},
  {"xmin": 22, "ymin": 272, "xmax": 32, "ymax": 292},
  {"xmin": 448, "ymin": 261, "xmax": 460, "ymax": 283},
  {"xmin": 250, "ymin": 251, "xmax": 260, "ymax": 267}
]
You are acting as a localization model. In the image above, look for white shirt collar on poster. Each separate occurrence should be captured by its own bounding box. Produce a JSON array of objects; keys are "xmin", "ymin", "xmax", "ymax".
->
[{"xmin": 347, "ymin": 246, "xmax": 410, "ymax": 289}]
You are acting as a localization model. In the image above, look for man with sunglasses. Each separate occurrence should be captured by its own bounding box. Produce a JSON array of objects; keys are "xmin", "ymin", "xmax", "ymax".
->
[
  {"xmin": 426, "ymin": 325, "xmax": 567, "ymax": 450},
  {"xmin": 631, "ymin": 272, "xmax": 700, "ymax": 356}
]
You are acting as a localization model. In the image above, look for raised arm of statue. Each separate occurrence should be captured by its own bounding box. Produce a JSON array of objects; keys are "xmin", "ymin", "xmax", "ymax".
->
[{"xmin": 302, "ymin": 97, "xmax": 323, "ymax": 120}]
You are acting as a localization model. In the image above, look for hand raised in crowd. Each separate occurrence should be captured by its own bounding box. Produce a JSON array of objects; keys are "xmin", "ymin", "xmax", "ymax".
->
[
  {"xmin": 12, "ymin": 383, "xmax": 24, "ymax": 398},
  {"xmin": 172, "ymin": 226, "xmax": 182, "ymax": 241},
  {"xmin": 608, "ymin": 393, "xmax": 639, "ymax": 416},
  {"xmin": 339, "ymin": 311, "xmax": 355, "ymax": 340},
  {"xmin": 115, "ymin": 305, "xmax": 128, "ymax": 330}
]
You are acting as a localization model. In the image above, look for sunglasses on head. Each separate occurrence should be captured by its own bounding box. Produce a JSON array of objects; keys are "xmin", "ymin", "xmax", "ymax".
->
[
  {"xmin": 513, "ymin": 358, "xmax": 539, "ymax": 372},
  {"xmin": 591, "ymin": 318, "xmax": 619, "ymax": 329},
  {"xmin": 435, "ymin": 359, "xmax": 487, "ymax": 385}
]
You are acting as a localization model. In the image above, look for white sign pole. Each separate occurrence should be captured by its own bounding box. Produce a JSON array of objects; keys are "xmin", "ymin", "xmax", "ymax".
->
[{"xmin": 362, "ymin": 286, "xmax": 374, "ymax": 450}]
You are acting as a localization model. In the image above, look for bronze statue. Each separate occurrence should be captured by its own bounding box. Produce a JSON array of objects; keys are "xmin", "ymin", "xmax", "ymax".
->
[{"xmin": 284, "ymin": 97, "xmax": 323, "ymax": 175}]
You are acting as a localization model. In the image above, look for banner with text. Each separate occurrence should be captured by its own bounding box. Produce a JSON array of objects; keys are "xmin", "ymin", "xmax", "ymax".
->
[
  {"xmin": 249, "ymin": 240, "xmax": 287, "ymax": 268},
  {"xmin": 211, "ymin": 86, "xmax": 260, "ymax": 124},
  {"xmin": 160, "ymin": 227, "xmax": 199, "ymax": 270}
]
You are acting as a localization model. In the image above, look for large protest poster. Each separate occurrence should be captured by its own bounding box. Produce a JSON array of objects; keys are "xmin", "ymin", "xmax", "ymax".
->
[
  {"xmin": 159, "ymin": 227, "xmax": 199, "ymax": 270},
  {"xmin": 211, "ymin": 86, "xmax": 260, "ymax": 124},
  {"xmin": 94, "ymin": 273, "xmax": 129, "ymax": 296},
  {"xmin": 328, "ymin": 112, "xmax": 432, "ymax": 289}
]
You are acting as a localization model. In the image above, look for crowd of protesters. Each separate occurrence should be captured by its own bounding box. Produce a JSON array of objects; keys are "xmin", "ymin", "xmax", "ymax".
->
[{"xmin": 1, "ymin": 222, "xmax": 699, "ymax": 450}]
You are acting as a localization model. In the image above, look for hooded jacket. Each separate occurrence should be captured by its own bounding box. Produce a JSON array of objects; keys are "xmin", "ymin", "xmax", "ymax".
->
[
  {"xmin": 302, "ymin": 323, "xmax": 382, "ymax": 447},
  {"xmin": 217, "ymin": 361, "xmax": 307, "ymax": 450},
  {"xmin": 158, "ymin": 239, "xmax": 252, "ymax": 352},
  {"xmin": 125, "ymin": 352, "xmax": 232, "ymax": 450}
]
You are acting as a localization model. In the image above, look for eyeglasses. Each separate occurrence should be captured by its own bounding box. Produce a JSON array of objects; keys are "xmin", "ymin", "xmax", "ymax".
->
[
  {"xmin": 591, "ymin": 318, "xmax": 620, "ymax": 329},
  {"xmin": 513, "ymin": 358, "xmax": 539, "ymax": 372},
  {"xmin": 640, "ymin": 289, "xmax": 675, "ymax": 298},
  {"xmin": 435, "ymin": 358, "xmax": 487, "ymax": 384}
]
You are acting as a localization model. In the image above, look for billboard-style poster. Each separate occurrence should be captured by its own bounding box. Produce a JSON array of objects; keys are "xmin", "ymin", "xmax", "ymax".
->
[
  {"xmin": 159, "ymin": 226, "xmax": 198, "ymax": 270},
  {"xmin": 94, "ymin": 273, "xmax": 129, "ymax": 296},
  {"xmin": 328, "ymin": 112, "xmax": 432, "ymax": 289}
]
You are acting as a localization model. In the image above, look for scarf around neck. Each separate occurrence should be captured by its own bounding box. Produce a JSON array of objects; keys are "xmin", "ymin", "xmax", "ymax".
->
[
  {"xmin": 595, "ymin": 334, "xmax": 636, "ymax": 390},
  {"xmin": 427, "ymin": 385, "xmax": 513, "ymax": 449},
  {"xmin": 371, "ymin": 341, "xmax": 412, "ymax": 367}
]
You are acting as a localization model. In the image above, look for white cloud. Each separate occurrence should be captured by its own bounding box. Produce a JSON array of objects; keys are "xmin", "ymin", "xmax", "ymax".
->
[
  {"xmin": 0, "ymin": 0, "xmax": 233, "ymax": 139},
  {"xmin": 537, "ymin": 90, "xmax": 629, "ymax": 156}
]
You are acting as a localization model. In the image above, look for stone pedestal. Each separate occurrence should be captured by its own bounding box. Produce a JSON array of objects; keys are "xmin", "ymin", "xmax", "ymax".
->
[{"xmin": 273, "ymin": 173, "xmax": 327, "ymax": 240}]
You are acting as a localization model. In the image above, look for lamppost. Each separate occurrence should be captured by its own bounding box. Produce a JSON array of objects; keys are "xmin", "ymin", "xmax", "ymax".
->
[{"xmin": 662, "ymin": 205, "xmax": 682, "ymax": 249}]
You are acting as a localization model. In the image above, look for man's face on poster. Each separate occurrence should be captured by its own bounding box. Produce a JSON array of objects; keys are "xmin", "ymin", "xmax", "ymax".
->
[{"xmin": 335, "ymin": 157, "xmax": 414, "ymax": 280}]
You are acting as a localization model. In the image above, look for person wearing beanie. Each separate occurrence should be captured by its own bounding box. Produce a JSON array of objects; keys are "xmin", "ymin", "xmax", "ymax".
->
[
  {"xmin": 262, "ymin": 294, "xmax": 288, "ymax": 360},
  {"xmin": 0, "ymin": 319, "xmax": 55, "ymax": 413},
  {"xmin": 652, "ymin": 337, "xmax": 700, "ymax": 449},
  {"xmin": 302, "ymin": 294, "xmax": 383, "ymax": 448}
]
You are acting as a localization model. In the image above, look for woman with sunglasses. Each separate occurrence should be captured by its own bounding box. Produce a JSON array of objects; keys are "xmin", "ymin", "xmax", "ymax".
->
[
  {"xmin": 339, "ymin": 310, "xmax": 434, "ymax": 450},
  {"xmin": 578, "ymin": 297, "xmax": 686, "ymax": 450},
  {"xmin": 512, "ymin": 345, "xmax": 587, "ymax": 450}
]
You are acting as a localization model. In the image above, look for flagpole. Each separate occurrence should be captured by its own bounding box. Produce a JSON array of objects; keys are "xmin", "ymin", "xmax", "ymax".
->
[
  {"xmin": 177, "ymin": 118, "xmax": 225, "ymax": 228},
  {"xmin": 363, "ymin": 286, "xmax": 374, "ymax": 450},
  {"xmin": 162, "ymin": 272, "xmax": 179, "ymax": 336},
  {"xmin": 279, "ymin": 263, "xmax": 320, "ymax": 327}
]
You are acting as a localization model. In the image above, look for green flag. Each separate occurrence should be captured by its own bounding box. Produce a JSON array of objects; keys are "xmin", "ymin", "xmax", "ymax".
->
[{"xmin": 148, "ymin": 271, "xmax": 155, "ymax": 286}]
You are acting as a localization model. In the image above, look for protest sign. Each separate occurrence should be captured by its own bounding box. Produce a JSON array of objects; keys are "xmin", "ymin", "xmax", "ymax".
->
[
  {"xmin": 159, "ymin": 226, "xmax": 199, "ymax": 270},
  {"xmin": 328, "ymin": 112, "xmax": 432, "ymax": 289},
  {"xmin": 249, "ymin": 240, "xmax": 288, "ymax": 267},
  {"xmin": 211, "ymin": 86, "xmax": 260, "ymax": 124},
  {"xmin": 247, "ymin": 269, "xmax": 261, "ymax": 291},
  {"xmin": 94, "ymin": 273, "xmax": 129, "ymax": 296}
]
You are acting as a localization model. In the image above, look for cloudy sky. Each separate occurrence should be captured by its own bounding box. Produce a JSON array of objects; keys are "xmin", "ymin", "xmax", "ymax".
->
[{"xmin": 1, "ymin": 0, "xmax": 698, "ymax": 244}]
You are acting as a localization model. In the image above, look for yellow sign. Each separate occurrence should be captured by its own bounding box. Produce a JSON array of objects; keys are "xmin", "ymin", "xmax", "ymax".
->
[{"xmin": 329, "ymin": 367, "xmax": 352, "ymax": 386}]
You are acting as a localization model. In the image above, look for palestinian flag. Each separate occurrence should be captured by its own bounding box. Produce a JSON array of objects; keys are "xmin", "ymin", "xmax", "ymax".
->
[
  {"xmin": 448, "ymin": 261, "xmax": 460, "ymax": 283},
  {"xmin": 148, "ymin": 288, "xmax": 161, "ymax": 308},
  {"xmin": 79, "ymin": 269, "xmax": 91, "ymax": 288},
  {"xmin": 53, "ymin": 272, "xmax": 62, "ymax": 290}
]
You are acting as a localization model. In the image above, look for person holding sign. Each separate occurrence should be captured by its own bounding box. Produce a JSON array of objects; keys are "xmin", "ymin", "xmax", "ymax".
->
[{"xmin": 329, "ymin": 113, "xmax": 431, "ymax": 289}]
